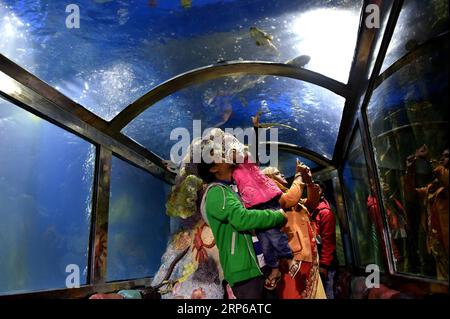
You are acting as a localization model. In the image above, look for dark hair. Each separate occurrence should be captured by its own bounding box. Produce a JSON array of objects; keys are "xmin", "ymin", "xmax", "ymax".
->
[
  {"xmin": 316, "ymin": 180, "xmax": 326, "ymax": 193},
  {"xmin": 197, "ymin": 161, "xmax": 216, "ymax": 183}
]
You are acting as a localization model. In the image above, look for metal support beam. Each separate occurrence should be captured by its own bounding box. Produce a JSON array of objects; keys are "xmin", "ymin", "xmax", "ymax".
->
[
  {"xmin": 89, "ymin": 146, "xmax": 112, "ymax": 285},
  {"xmin": 0, "ymin": 54, "xmax": 110, "ymax": 130},
  {"xmin": 0, "ymin": 278, "xmax": 152, "ymax": 299},
  {"xmin": 0, "ymin": 69, "xmax": 175, "ymax": 184},
  {"xmin": 110, "ymin": 61, "xmax": 351, "ymax": 131},
  {"xmin": 333, "ymin": 0, "xmax": 395, "ymax": 166}
]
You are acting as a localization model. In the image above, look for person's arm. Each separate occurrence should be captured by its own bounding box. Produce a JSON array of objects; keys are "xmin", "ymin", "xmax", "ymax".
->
[
  {"xmin": 279, "ymin": 180, "xmax": 303, "ymax": 209},
  {"xmin": 297, "ymin": 162, "xmax": 320, "ymax": 211},
  {"xmin": 318, "ymin": 209, "xmax": 337, "ymax": 268},
  {"xmin": 205, "ymin": 186, "xmax": 286, "ymax": 232}
]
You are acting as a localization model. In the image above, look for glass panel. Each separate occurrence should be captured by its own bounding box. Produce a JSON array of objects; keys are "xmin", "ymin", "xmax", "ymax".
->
[
  {"xmin": 380, "ymin": 0, "xmax": 449, "ymax": 73},
  {"xmin": 0, "ymin": 0, "xmax": 361, "ymax": 120},
  {"xmin": 0, "ymin": 97, "xmax": 94, "ymax": 294},
  {"xmin": 107, "ymin": 156, "xmax": 171, "ymax": 281},
  {"xmin": 367, "ymin": 42, "xmax": 449, "ymax": 279},
  {"xmin": 123, "ymin": 77, "xmax": 345, "ymax": 159},
  {"xmin": 341, "ymin": 129, "xmax": 384, "ymax": 269}
]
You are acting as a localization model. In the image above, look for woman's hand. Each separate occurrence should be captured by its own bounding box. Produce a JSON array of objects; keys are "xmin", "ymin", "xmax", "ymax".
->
[{"xmin": 295, "ymin": 159, "xmax": 312, "ymax": 184}]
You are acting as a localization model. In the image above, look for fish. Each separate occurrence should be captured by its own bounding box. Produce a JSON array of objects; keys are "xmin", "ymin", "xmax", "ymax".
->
[
  {"xmin": 285, "ymin": 55, "xmax": 311, "ymax": 68},
  {"xmin": 249, "ymin": 27, "xmax": 279, "ymax": 54},
  {"xmin": 254, "ymin": 109, "xmax": 297, "ymax": 131},
  {"xmin": 148, "ymin": 0, "xmax": 157, "ymax": 8},
  {"xmin": 258, "ymin": 122, "xmax": 298, "ymax": 131},
  {"xmin": 181, "ymin": 0, "xmax": 192, "ymax": 9}
]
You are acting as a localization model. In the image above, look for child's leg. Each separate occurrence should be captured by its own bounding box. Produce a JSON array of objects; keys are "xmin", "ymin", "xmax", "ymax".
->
[
  {"xmin": 264, "ymin": 228, "xmax": 301, "ymax": 278},
  {"xmin": 264, "ymin": 227, "xmax": 293, "ymax": 260},
  {"xmin": 256, "ymin": 230, "xmax": 278, "ymax": 268}
]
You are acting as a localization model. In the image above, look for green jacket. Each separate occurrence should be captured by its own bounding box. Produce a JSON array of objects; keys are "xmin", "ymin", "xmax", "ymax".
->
[{"xmin": 201, "ymin": 183, "xmax": 285, "ymax": 286}]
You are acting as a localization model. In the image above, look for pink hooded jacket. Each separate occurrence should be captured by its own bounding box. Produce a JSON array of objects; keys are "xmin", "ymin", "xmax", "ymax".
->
[{"xmin": 232, "ymin": 156, "xmax": 282, "ymax": 208}]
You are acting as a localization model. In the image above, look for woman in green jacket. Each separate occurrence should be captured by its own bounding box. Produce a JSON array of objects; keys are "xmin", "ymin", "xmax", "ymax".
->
[{"xmin": 198, "ymin": 160, "xmax": 287, "ymax": 299}]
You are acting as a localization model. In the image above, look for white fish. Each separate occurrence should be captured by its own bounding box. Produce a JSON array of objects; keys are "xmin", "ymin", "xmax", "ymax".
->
[{"xmin": 249, "ymin": 27, "xmax": 279, "ymax": 54}]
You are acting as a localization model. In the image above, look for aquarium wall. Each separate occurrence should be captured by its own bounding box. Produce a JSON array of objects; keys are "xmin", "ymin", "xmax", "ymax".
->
[
  {"xmin": 364, "ymin": 0, "xmax": 449, "ymax": 280},
  {"xmin": 0, "ymin": 97, "xmax": 94, "ymax": 294},
  {"xmin": 107, "ymin": 156, "xmax": 171, "ymax": 282},
  {"xmin": 338, "ymin": 0, "xmax": 449, "ymax": 281}
]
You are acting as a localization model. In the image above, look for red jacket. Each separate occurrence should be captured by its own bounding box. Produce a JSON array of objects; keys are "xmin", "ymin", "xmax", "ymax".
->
[{"xmin": 312, "ymin": 199, "xmax": 337, "ymax": 268}]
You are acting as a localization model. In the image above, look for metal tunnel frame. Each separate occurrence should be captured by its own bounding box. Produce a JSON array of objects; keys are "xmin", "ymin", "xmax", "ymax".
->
[
  {"xmin": 0, "ymin": 0, "xmax": 448, "ymax": 298},
  {"xmin": 109, "ymin": 61, "xmax": 351, "ymax": 131}
]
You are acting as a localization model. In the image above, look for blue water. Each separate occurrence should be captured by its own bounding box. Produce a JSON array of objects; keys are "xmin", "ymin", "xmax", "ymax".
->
[
  {"xmin": 0, "ymin": 0, "xmax": 361, "ymax": 159},
  {"xmin": 367, "ymin": 44, "xmax": 449, "ymax": 170},
  {"xmin": 0, "ymin": 97, "xmax": 94, "ymax": 294},
  {"xmin": 123, "ymin": 76, "xmax": 345, "ymax": 160},
  {"xmin": 107, "ymin": 155, "xmax": 171, "ymax": 282},
  {"xmin": 381, "ymin": 0, "xmax": 449, "ymax": 73}
]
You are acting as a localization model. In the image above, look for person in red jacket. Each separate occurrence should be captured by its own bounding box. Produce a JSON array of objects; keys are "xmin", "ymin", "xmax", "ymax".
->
[{"xmin": 311, "ymin": 181, "xmax": 338, "ymax": 299}]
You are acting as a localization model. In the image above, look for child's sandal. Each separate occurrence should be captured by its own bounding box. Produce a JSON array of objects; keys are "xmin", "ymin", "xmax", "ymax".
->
[{"xmin": 264, "ymin": 276, "xmax": 281, "ymax": 291}]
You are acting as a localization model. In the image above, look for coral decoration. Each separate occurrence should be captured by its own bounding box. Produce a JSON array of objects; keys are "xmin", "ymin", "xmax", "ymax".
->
[{"xmin": 166, "ymin": 175, "xmax": 204, "ymax": 219}]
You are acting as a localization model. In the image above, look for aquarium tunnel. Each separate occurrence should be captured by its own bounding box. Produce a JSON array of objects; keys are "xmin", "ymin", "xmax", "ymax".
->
[{"xmin": 0, "ymin": 0, "xmax": 448, "ymax": 299}]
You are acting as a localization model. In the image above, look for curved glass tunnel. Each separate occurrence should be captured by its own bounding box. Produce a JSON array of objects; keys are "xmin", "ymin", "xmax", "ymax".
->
[{"xmin": 0, "ymin": 0, "xmax": 448, "ymax": 298}]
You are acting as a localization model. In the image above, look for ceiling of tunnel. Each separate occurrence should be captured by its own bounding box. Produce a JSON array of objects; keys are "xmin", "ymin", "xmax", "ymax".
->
[
  {"xmin": 123, "ymin": 75, "xmax": 345, "ymax": 160},
  {"xmin": 0, "ymin": 0, "xmax": 364, "ymax": 166}
]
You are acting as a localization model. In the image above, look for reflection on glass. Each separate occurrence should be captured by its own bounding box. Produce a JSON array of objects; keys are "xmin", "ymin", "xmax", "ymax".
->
[
  {"xmin": 107, "ymin": 156, "xmax": 171, "ymax": 282},
  {"xmin": 0, "ymin": 0, "xmax": 361, "ymax": 120},
  {"xmin": 0, "ymin": 98, "xmax": 94, "ymax": 294},
  {"xmin": 367, "ymin": 42, "xmax": 449, "ymax": 280},
  {"xmin": 341, "ymin": 129, "xmax": 384, "ymax": 269},
  {"xmin": 319, "ymin": 178, "xmax": 346, "ymax": 267},
  {"xmin": 381, "ymin": 0, "xmax": 449, "ymax": 73},
  {"xmin": 123, "ymin": 76, "xmax": 345, "ymax": 159}
]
